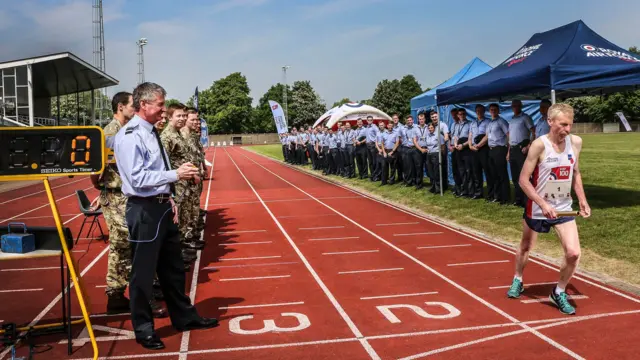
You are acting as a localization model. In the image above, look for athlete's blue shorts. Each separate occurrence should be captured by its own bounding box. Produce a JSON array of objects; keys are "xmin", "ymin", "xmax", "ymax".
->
[{"xmin": 523, "ymin": 213, "xmax": 574, "ymax": 233}]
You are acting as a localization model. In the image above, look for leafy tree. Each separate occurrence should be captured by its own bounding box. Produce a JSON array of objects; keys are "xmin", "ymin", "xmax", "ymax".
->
[
  {"xmin": 399, "ymin": 74, "xmax": 423, "ymax": 116},
  {"xmin": 288, "ymin": 80, "xmax": 326, "ymax": 127},
  {"xmin": 50, "ymin": 91, "xmax": 111, "ymax": 125},
  {"xmin": 371, "ymin": 79, "xmax": 405, "ymax": 116},
  {"xmin": 331, "ymin": 98, "xmax": 351, "ymax": 108},
  {"xmin": 165, "ymin": 98, "xmax": 183, "ymax": 108},
  {"xmin": 190, "ymin": 72, "xmax": 253, "ymax": 134}
]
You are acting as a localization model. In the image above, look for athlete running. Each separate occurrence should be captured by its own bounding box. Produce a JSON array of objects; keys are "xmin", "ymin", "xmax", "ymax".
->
[{"xmin": 506, "ymin": 103, "xmax": 591, "ymax": 315}]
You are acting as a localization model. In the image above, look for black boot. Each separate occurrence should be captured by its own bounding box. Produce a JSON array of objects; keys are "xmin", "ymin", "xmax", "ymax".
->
[{"xmin": 106, "ymin": 293, "xmax": 130, "ymax": 315}]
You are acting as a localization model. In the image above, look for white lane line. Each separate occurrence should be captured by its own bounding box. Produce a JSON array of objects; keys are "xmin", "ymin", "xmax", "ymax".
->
[
  {"xmin": 1, "ymin": 267, "xmax": 61, "ymax": 272},
  {"xmin": 418, "ymin": 244, "xmax": 472, "ymax": 249},
  {"xmin": 489, "ymin": 281, "xmax": 558, "ymax": 290},
  {"xmin": 0, "ymin": 177, "xmax": 86, "ymax": 205},
  {"xmin": 521, "ymin": 295, "xmax": 589, "ymax": 304},
  {"xmin": 339, "ymin": 268, "xmax": 403, "ymax": 275},
  {"xmin": 180, "ymin": 147, "xmax": 216, "ymax": 360},
  {"xmin": 323, "ymin": 250, "xmax": 379, "ymax": 255},
  {"xmin": 360, "ymin": 292, "xmax": 438, "ymax": 300},
  {"xmin": 0, "ymin": 288, "xmax": 43, "ymax": 293},
  {"xmin": 240, "ymin": 149, "xmax": 585, "ymax": 360},
  {"xmin": 278, "ymin": 214, "xmax": 337, "ymax": 219},
  {"xmin": 220, "ymin": 255, "xmax": 281, "ymax": 261},
  {"xmin": 376, "ymin": 222, "xmax": 419, "ymax": 226},
  {"xmin": 225, "ymin": 148, "xmax": 381, "ymax": 360},
  {"xmin": 298, "ymin": 226, "xmax": 344, "ymax": 230},
  {"xmin": 217, "ymin": 229, "xmax": 266, "ymax": 235},
  {"xmin": 0, "ymin": 185, "xmax": 94, "ymax": 224},
  {"xmin": 309, "ymin": 236, "xmax": 359, "ymax": 241},
  {"xmin": 447, "ymin": 260, "xmax": 510, "ymax": 267},
  {"xmin": 220, "ymin": 275, "xmax": 291, "ymax": 282},
  {"xmin": 219, "ymin": 241, "xmax": 273, "ymax": 246},
  {"xmin": 95, "ymin": 285, "xmax": 107, "ymax": 288},
  {"xmin": 203, "ymin": 262, "xmax": 298, "ymax": 270},
  {"xmin": 317, "ymin": 196, "xmax": 362, "ymax": 200},
  {"xmin": 393, "ymin": 232, "xmax": 443, "ymax": 236},
  {"xmin": 292, "ymin": 160, "xmax": 640, "ymax": 306},
  {"xmin": 0, "ymin": 214, "xmax": 77, "ymax": 222},
  {"xmin": 218, "ymin": 301, "xmax": 304, "ymax": 310}
]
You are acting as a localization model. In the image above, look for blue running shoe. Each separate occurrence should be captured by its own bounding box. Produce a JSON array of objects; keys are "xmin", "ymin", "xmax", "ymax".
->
[{"xmin": 507, "ymin": 278, "xmax": 524, "ymax": 298}]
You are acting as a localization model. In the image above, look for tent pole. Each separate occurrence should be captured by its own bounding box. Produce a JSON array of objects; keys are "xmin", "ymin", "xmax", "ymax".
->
[
  {"xmin": 551, "ymin": 89, "xmax": 556, "ymax": 104},
  {"xmin": 435, "ymin": 105, "xmax": 443, "ymax": 197}
]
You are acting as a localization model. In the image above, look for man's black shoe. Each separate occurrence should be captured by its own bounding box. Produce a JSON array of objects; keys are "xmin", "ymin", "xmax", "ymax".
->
[
  {"xmin": 136, "ymin": 334, "xmax": 165, "ymax": 350},
  {"xmin": 176, "ymin": 317, "xmax": 219, "ymax": 332},
  {"xmin": 106, "ymin": 293, "xmax": 129, "ymax": 315}
]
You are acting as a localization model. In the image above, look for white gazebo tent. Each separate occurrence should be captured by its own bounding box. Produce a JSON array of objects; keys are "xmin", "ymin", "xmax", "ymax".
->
[{"xmin": 316, "ymin": 102, "xmax": 391, "ymax": 130}]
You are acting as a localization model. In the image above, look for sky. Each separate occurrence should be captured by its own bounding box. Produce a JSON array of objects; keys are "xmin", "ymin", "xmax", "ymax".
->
[{"xmin": 0, "ymin": 0, "xmax": 639, "ymax": 107}]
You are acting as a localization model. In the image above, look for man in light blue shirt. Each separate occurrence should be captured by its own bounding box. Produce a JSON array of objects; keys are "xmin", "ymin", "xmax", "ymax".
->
[
  {"xmin": 354, "ymin": 118, "xmax": 368, "ymax": 179},
  {"xmin": 453, "ymin": 110, "xmax": 473, "ymax": 197},
  {"xmin": 509, "ymin": 100, "xmax": 536, "ymax": 207},
  {"xmin": 113, "ymin": 82, "xmax": 217, "ymax": 350},
  {"xmin": 365, "ymin": 116, "xmax": 380, "ymax": 181},
  {"xmin": 400, "ymin": 115, "xmax": 416, "ymax": 186},
  {"xmin": 535, "ymin": 99, "xmax": 551, "ymax": 138},
  {"xmin": 469, "ymin": 104, "xmax": 490, "ymax": 199},
  {"xmin": 377, "ymin": 121, "xmax": 399, "ymax": 185},
  {"xmin": 486, "ymin": 103, "xmax": 511, "ymax": 204}
]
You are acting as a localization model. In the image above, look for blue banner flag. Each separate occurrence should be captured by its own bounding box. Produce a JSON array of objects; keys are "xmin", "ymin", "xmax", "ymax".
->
[
  {"xmin": 194, "ymin": 86, "xmax": 199, "ymax": 112},
  {"xmin": 200, "ymin": 118, "xmax": 208, "ymax": 148}
]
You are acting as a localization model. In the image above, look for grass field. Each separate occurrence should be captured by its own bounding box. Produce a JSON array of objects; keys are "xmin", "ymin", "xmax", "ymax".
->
[{"xmin": 247, "ymin": 133, "xmax": 640, "ymax": 289}]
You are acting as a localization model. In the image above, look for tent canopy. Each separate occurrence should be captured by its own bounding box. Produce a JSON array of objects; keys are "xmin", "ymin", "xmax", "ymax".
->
[
  {"xmin": 436, "ymin": 20, "xmax": 640, "ymax": 105},
  {"xmin": 411, "ymin": 57, "xmax": 492, "ymax": 116},
  {"xmin": 325, "ymin": 102, "xmax": 391, "ymax": 129}
]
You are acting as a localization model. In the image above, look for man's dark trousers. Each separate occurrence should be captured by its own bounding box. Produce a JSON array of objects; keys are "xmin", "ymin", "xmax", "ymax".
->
[{"xmin": 126, "ymin": 196, "xmax": 199, "ymax": 339}]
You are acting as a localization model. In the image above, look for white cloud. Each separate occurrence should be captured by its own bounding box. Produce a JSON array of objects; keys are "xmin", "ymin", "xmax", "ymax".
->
[{"xmin": 209, "ymin": 0, "xmax": 269, "ymax": 13}]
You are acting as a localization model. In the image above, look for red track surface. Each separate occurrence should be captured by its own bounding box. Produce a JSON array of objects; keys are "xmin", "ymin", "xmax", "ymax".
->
[{"xmin": 1, "ymin": 146, "xmax": 639, "ymax": 360}]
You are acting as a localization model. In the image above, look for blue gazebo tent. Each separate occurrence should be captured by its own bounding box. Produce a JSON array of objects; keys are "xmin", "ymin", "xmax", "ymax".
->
[{"xmin": 436, "ymin": 20, "xmax": 640, "ymax": 105}]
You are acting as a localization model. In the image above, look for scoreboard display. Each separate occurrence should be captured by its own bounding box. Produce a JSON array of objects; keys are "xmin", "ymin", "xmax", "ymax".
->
[{"xmin": 0, "ymin": 126, "xmax": 105, "ymax": 179}]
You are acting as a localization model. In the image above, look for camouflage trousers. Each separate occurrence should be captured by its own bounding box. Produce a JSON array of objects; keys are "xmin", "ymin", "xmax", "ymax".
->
[
  {"xmin": 100, "ymin": 190, "xmax": 131, "ymax": 297},
  {"xmin": 194, "ymin": 179, "xmax": 205, "ymax": 235},
  {"xmin": 176, "ymin": 180, "xmax": 195, "ymax": 243}
]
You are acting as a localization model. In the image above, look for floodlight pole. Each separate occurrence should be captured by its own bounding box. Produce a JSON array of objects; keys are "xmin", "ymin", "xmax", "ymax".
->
[
  {"xmin": 137, "ymin": 38, "xmax": 148, "ymax": 84},
  {"xmin": 282, "ymin": 65, "xmax": 290, "ymax": 121},
  {"xmin": 27, "ymin": 64, "xmax": 34, "ymax": 127},
  {"xmin": 550, "ymin": 89, "xmax": 556, "ymax": 104}
]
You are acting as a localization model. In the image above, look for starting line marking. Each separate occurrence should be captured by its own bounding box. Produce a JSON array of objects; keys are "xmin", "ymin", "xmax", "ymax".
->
[
  {"xmin": 308, "ymin": 236, "xmax": 359, "ymax": 241},
  {"xmin": 218, "ymin": 301, "xmax": 304, "ymax": 310},
  {"xmin": 360, "ymin": 292, "xmax": 439, "ymax": 300},
  {"xmin": 220, "ymin": 255, "xmax": 281, "ymax": 261},
  {"xmin": 393, "ymin": 232, "xmax": 443, "ymax": 236},
  {"xmin": 217, "ymin": 230, "xmax": 267, "ymax": 235},
  {"xmin": 521, "ymin": 295, "xmax": 589, "ymax": 304},
  {"xmin": 322, "ymin": 250, "xmax": 379, "ymax": 255},
  {"xmin": 376, "ymin": 222, "xmax": 419, "ymax": 226},
  {"xmin": 203, "ymin": 262, "xmax": 298, "ymax": 270},
  {"xmin": 0, "ymin": 288, "xmax": 43, "ymax": 293},
  {"xmin": 418, "ymin": 244, "xmax": 472, "ymax": 249},
  {"xmin": 447, "ymin": 260, "xmax": 510, "ymax": 267},
  {"xmin": 219, "ymin": 275, "xmax": 291, "ymax": 282},
  {"xmin": 339, "ymin": 268, "xmax": 404, "ymax": 274},
  {"xmin": 489, "ymin": 281, "xmax": 558, "ymax": 290},
  {"xmin": 278, "ymin": 214, "xmax": 337, "ymax": 219},
  {"xmin": 219, "ymin": 241, "xmax": 273, "ymax": 246},
  {"xmin": 298, "ymin": 226, "xmax": 345, "ymax": 230}
]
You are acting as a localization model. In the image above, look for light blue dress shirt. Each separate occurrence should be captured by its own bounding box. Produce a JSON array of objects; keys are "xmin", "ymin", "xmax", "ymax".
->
[
  {"xmin": 509, "ymin": 113, "xmax": 534, "ymax": 145},
  {"xmin": 470, "ymin": 118, "xmax": 489, "ymax": 145},
  {"xmin": 487, "ymin": 117, "xmax": 510, "ymax": 147},
  {"xmin": 412, "ymin": 124, "xmax": 429, "ymax": 148},
  {"xmin": 113, "ymin": 115, "xmax": 178, "ymax": 197},
  {"xmin": 401, "ymin": 125, "xmax": 415, "ymax": 148},
  {"xmin": 536, "ymin": 116, "xmax": 550, "ymax": 137},
  {"xmin": 366, "ymin": 124, "xmax": 379, "ymax": 143}
]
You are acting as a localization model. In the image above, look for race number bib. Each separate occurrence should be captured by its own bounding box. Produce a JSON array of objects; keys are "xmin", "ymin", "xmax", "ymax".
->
[{"xmin": 543, "ymin": 180, "xmax": 571, "ymax": 201}]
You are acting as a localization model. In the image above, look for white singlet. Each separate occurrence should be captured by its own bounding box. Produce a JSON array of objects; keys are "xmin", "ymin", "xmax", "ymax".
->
[{"xmin": 526, "ymin": 135, "xmax": 575, "ymax": 219}]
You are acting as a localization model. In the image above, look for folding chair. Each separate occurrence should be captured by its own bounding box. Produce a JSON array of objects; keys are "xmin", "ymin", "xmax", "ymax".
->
[{"xmin": 74, "ymin": 190, "xmax": 105, "ymax": 245}]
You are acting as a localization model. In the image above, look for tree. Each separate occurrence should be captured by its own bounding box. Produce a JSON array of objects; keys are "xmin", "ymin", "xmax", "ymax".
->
[
  {"xmin": 288, "ymin": 80, "xmax": 326, "ymax": 127},
  {"xmin": 252, "ymin": 83, "xmax": 291, "ymax": 133},
  {"xmin": 331, "ymin": 98, "xmax": 351, "ymax": 108},
  {"xmin": 50, "ymin": 91, "xmax": 111, "ymax": 125},
  {"xmin": 399, "ymin": 75, "xmax": 423, "ymax": 116},
  {"xmin": 370, "ymin": 79, "xmax": 405, "ymax": 116},
  {"xmin": 165, "ymin": 98, "xmax": 183, "ymax": 108},
  {"xmin": 190, "ymin": 72, "xmax": 253, "ymax": 134}
]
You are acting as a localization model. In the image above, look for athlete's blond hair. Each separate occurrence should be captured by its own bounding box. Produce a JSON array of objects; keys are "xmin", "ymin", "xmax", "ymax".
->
[{"xmin": 548, "ymin": 103, "xmax": 574, "ymax": 121}]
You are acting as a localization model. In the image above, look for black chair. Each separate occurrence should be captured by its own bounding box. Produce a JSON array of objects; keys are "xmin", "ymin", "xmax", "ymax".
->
[{"xmin": 74, "ymin": 190, "xmax": 105, "ymax": 244}]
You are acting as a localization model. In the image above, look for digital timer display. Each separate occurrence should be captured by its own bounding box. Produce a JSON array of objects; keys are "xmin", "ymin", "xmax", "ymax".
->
[{"xmin": 0, "ymin": 126, "xmax": 105, "ymax": 179}]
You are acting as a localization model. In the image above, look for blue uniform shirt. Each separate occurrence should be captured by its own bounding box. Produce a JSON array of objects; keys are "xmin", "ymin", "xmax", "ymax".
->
[
  {"xmin": 327, "ymin": 134, "xmax": 338, "ymax": 149},
  {"xmin": 470, "ymin": 118, "xmax": 489, "ymax": 145},
  {"xmin": 487, "ymin": 117, "xmax": 509, "ymax": 147},
  {"xmin": 337, "ymin": 130, "xmax": 346, "ymax": 149},
  {"xmin": 509, "ymin": 113, "xmax": 534, "ymax": 145},
  {"xmin": 425, "ymin": 131, "xmax": 439, "ymax": 152},
  {"xmin": 536, "ymin": 116, "xmax": 550, "ymax": 137},
  {"xmin": 366, "ymin": 124, "xmax": 379, "ymax": 143},
  {"xmin": 412, "ymin": 124, "xmax": 429, "ymax": 148},
  {"xmin": 345, "ymin": 129, "xmax": 356, "ymax": 144},
  {"xmin": 309, "ymin": 133, "xmax": 317, "ymax": 145},
  {"xmin": 381, "ymin": 130, "xmax": 399, "ymax": 150},
  {"xmin": 354, "ymin": 127, "xmax": 366, "ymax": 143},
  {"xmin": 401, "ymin": 125, "xmax": 414, "ymax": 148},
  {"xmin": 113, "ymin": 115, "xmax": 178, "ymax": 197},
  {"xmin": 453, "ymin": 120, "xmax": 471, "ymax": 144}
]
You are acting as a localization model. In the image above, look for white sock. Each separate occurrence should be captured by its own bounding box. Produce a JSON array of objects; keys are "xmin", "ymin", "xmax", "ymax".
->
[
  {"xmin": 514, "ymin": 275, "xmax": 523, "ymax": 282},
  {"xmin": 555, "ymin": 285, "xmax": 565, "ymax": 295}
]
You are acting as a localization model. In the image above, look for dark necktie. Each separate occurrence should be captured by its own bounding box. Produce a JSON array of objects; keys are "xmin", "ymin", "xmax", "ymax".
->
[{"xmin": 151, "ymin": 126, "xmax": 176, "ymax": 196}]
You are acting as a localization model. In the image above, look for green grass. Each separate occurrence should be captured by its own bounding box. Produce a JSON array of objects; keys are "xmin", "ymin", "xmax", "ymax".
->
[{"xmin": 247, "ymin": 133, "xmax": 640, "ymax": 288}]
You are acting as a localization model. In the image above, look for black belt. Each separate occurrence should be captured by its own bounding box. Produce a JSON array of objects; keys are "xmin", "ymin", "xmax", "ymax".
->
[
  {"xmin": 129, "ymin": 193, "xmax": 173, "ymax": 204},
  {"xmin": 489, "ymin": 145, "xmax": 507, "ymax": 149}
]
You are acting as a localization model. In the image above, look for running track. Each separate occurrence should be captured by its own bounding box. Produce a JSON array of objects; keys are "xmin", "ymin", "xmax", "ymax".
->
[{"xmin": 0, "ymin": 146, "xmax": 638, "ymax": 359}]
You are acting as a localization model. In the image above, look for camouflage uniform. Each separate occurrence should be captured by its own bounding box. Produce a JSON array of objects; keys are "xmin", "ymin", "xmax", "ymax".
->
[
  {"xmin": 184, "ymin": 131, "xmax": 205, "ymax": 237},
  {"xmin": 160, "ymin": 124, "xmax": 195, "ymax": 244},
  {"xmin": 193, "ymin": 132, "xmax": 206, "ymax": 233},
  {"xmin": 99, "ymin": 119, "xmax": 131, "ymax": 297}
]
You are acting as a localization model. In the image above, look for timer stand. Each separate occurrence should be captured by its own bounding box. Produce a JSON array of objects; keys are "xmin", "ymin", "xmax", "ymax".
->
[{"xmin": 0, "ymin": 126, "xmax": 106, "ymax": 360}]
